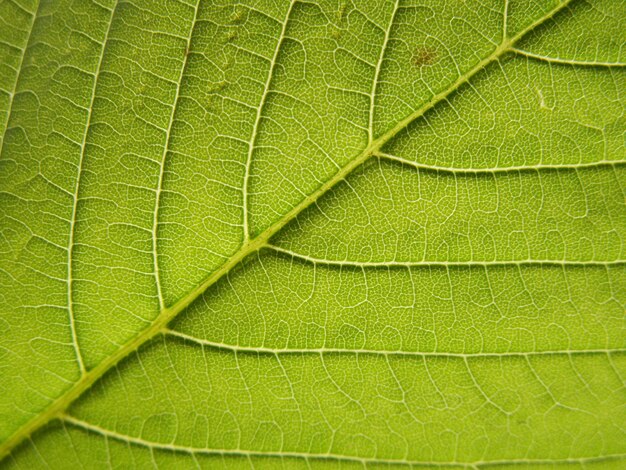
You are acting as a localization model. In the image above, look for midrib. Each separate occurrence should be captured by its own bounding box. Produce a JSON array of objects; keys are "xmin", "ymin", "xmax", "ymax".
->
[{"xmin": 0, "ymin": 0, "xmax": 573, "ymax": 460}]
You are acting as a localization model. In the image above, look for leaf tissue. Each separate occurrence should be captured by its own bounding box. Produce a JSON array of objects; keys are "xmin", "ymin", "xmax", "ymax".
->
[{"xmin": 1, "ymin": 0, "xmax": 625, "ymax": 468}]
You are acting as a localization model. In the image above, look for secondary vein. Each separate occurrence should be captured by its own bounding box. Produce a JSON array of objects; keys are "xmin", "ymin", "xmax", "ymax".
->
[
  {"xmin": 66, "ymin": 0, "xmax": 119, "ymax": 377},
  {"xmin": 242, "ymin": 1, "xmax": 297, "ymax": 242},
  {"xmin": 56, "ymin": 415, "xmax": 626, "ymax": 469},
  {"xmin": 151, "ymin": 0, "xmax": 201, "ymax": 311},
  {"xmin": 164, "ymin": 328, "xmax": 626, "ymax": 359}
]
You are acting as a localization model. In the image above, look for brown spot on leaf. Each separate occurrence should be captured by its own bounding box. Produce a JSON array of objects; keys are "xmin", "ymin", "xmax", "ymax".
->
[
  {"xmin": 330, "ymin": 26, "xmax": 342, "ymax": 40},
  {"xmin": 413, "ymin": 46, "xmax": 438, "ymax": 67},
  {"xmin": 336, "ymin": 1, "xmax": 347, "ymax": 23},
  {"xmin": 230, "ymin": 6, "xmax": 245, "ymax": 23},
  {"xmin": 224, "ymin": 28, "xmax": 238, "ymax": 43}
]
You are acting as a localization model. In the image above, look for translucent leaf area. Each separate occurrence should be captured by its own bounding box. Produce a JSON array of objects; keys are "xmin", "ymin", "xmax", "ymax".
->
[{"xmin": 1, "ymin": 0, "xmax": 625, "ymax": 468}]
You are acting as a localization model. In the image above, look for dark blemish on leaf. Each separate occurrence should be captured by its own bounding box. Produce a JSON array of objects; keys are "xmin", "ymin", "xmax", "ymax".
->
[
  {"xmin": 209, "ymin": 80, "xmax": 228, "ymax": 94},
  {"xmin": 330, "ymin": 26, "xmax": 342, "ymax": 40},
  {"xmin": 336, "ymin": 1, "xmax": 347, "ymax": 23},
  {"xmin": 413, "ymin": 46, "xmax": 438, "ymax": 67},
  {"xmin": 224, "ymin": 28, "xmax": 238, "ymax": 43},
  {"xmin": 330, "ymin": 1, "xmax": 347, "ymax": 40},
  {"xmin": 230, "ymin": 7, "xmax": 242, "ymax": 22},
  {"xmin": 206, "ymin": 80, "xmax": 228, "ymax": 110}
]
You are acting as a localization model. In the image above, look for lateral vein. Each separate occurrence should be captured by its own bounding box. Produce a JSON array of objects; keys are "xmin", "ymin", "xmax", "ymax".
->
[
  {"xmin": 511, "ymin": 47, "xmax": 626, "ymax": 68},
  {"xmin": 57, "ymin": 415, "xmax": 626, "ymax": 469},
  {"xmin": 242, "ymin": 1, "xmax": 297, "ymax": 241},
  {"xmin": 152, "ymin": 0, "xmax": 201, "ymax": 311},
  {"xmin": 66, "ymin": 0, "xmax": 119, "ymax": 377},
  {"xmin": 377, "ymin": 151, "xmax": 626, "ymax": 174},
  {"xmin": 164, "ymin": 329, "xmax": 626, "ymax": 359},
  {"xmin": 265, "ymin": 244, "xmax": 626, "ymax": 268}
]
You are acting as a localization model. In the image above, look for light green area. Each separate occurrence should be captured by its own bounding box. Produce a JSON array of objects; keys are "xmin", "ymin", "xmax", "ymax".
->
[
  {"xmin": 385, "ymin": 60, "xmax": 625, "ymax": 169},
  {"xmin": 66, "ymin": 341, "xmax": 626, "ymax": 462},
  {"xmin": 514, "ymin": 0, "xmax": 626, "ymax": 64},
  {"xmin": 175, "ymin": 253, "xmax": 626, "ymax": 353},
  {"xmin": 273, "ymin": 160, "xmax": 625, "ymax": 262},
  {"xmin": 0, "ymin": 0, "xmax": 625, "ymax": 468}
]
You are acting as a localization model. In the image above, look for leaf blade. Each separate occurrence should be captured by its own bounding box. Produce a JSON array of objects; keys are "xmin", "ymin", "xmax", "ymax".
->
[{"xmin": 1, "ymin": 0, "xmax": 624, "ymax": 466}]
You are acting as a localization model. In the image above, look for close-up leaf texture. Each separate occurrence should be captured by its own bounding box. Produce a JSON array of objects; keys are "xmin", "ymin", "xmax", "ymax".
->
[{"xmin": 1, "ymin": 0, "xmax": 625, "ymax": 468}]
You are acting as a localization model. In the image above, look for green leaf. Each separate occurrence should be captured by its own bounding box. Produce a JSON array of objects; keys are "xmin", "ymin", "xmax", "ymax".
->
[{"xmin": 1, "ymin": 0, "xmax": 625, "ymax": 468}]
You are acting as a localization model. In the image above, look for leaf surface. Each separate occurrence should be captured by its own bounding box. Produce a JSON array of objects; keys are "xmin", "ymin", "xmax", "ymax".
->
[{"xmin": 1, "ymin": 0, "xmax": 625, "ymax": 468}]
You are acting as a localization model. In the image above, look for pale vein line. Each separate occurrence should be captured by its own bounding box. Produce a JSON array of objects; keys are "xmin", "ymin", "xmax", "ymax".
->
[
  {"xmin": 502, "ymin": 0, "xmax": 509, "ymax": 41},
  {"xmin": 377, "ymin": 151, "xmax": 626, "ymax": 174},
  {"xmin": 511, "ymin": 47, "xmax": 626, "ymax": 68},
  {"xmin": 368, "ymin": 0, "xmax": 400, "ymax": 142},
  {"xmin": 164, "ymin": 329, "xmax": 626, "ymax": 359},
  {"xmin": 265, "ymin": 244, "xmax": 625, "ymax": 268},
  {"xmin": 242, "ymin": 0, "xmax": 297, "ymax": 241},
  {"xmin": 0, "ymin": 0, "xmax": 39, "ymax": 150},
  {"xmin": 60, "ymin": 415, "xmax": 626, "ymax": 468},
  {"xmin": 152, "ymin": 0, "xmax": 201, "ymax": 310},
  {"xmin": 60, "ymin": 414, "xmax": 470, "ymax": 467},
  {"xmin": 66, "ymin": 0, "xmax": 118, "ymax": 376}
]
